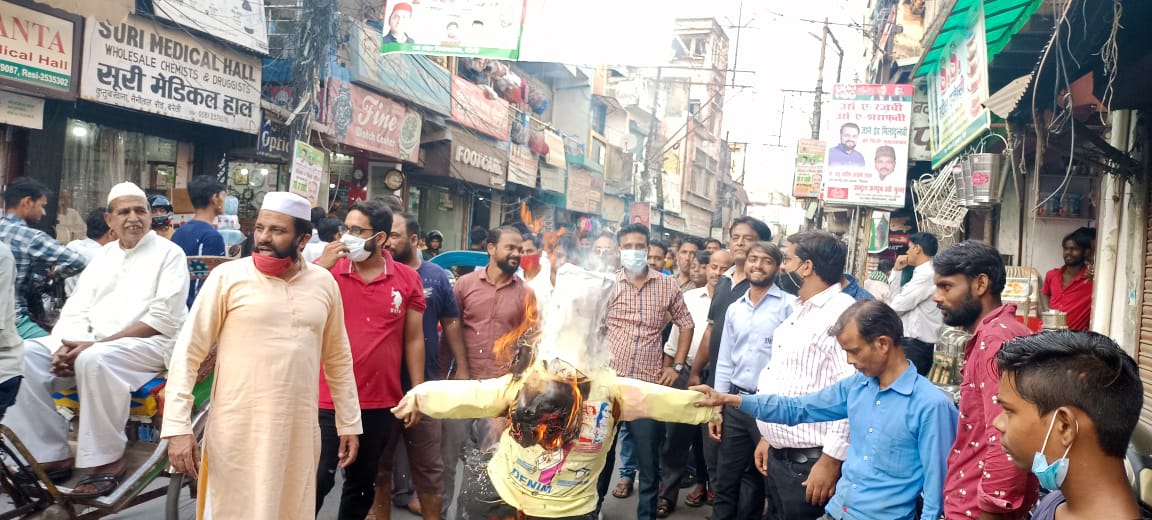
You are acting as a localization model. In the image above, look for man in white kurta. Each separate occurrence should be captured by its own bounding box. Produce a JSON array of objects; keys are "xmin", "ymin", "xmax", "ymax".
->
[
  {"xmin": 162, "ymin": 192, "xmax": 362, "ymax": 520},
  {"xmin": 3, "ymin": 182, "xmax": 189, "ymax": 495}
]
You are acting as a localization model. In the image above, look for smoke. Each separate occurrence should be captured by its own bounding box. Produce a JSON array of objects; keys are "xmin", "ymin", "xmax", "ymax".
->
[{"xmin": 535, "ymin": 263, "xmax": 618, "ymax": 373}]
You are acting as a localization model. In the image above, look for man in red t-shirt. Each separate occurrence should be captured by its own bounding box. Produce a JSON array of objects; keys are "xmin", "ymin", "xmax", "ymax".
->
[
  {"xmin": 314, "ymin": 200, "xmax": 427, "ymax": 519},
  {"xmin": 1041, "ymin": 230, "xmax": 1094, "ymax": 331}
]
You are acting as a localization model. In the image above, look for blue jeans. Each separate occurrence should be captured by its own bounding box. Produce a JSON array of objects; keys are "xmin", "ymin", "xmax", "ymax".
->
[
  {"xmin": 618, "ymin": 421, "xmax": 637, "ymax": 479},
  {"xmin": 597, "ymin": 419, "xmax": 665, "ymax": 520}
]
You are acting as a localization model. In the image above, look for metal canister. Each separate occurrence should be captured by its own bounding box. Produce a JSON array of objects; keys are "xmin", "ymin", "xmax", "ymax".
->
[{"xmin": 1041, "ymin": 310, "xmax": 1068, "ymax": 331}]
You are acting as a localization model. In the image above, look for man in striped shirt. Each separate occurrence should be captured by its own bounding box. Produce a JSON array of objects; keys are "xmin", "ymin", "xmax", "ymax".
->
[
  {"xmin": 595, "ymin": 223, "xmax": 694, "ymax": 520},
  {"xmin": 0, "ymin": 178, "xmax": 89, "ymax": 339},
  {"xmin": 754, "ymin": 231, "xmax": 857, "ymax": 518}
]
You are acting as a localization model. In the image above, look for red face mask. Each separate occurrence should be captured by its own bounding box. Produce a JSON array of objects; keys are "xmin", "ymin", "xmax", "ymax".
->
[
  {"xmin": 252, "ymin": 253, "xmax": 294, "ymax": 277},
  {"xmin": 520, "ymin": 254, "xmax": 541, "ymax": 273}
]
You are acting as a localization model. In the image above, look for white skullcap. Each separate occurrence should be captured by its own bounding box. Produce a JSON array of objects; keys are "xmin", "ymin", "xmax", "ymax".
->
[
  {"xmin": 106, "ymin": 182, "xmax": 147, "ymax": 205},
  {"xmin": 260, "ymin": 192, "xmax": 311, "ymax": 220}
]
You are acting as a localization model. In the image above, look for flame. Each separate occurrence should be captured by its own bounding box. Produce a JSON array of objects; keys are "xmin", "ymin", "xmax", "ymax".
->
[
  {"xmin": 492, "ymin": 288, "xmax": 539, "ymax": 367},
  {"xmin": 519, "ymin": 201, "xmax": 545, "ymax": 234}
]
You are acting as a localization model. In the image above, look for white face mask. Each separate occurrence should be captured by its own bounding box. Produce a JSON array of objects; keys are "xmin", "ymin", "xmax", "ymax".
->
[
  {"xmin": 620, "ymin": 249, "xmax": 647, "ymax": 274},
  {"xmin": 341, "ymin": 233, "xmax": 373, "ymax": 263}
]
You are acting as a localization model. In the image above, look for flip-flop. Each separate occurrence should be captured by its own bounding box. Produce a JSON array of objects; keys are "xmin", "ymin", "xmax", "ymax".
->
[
  {"xmin": 66, "ymin": 471, "xmax": 124, "ymax": 498},
  {"xmin": 656, "ymin": 497, "xmax": 674, "ymax": 518},
  {"xmin": 684, "ymin": 488, "xmax": 708, "ymax": 507},
  {"xmin": 611, "ymin": 478, "xmax": 634, "ymax": 498},
  {"xmin": 13, "ymin": 466, "xmax": 73, "ymax": 485}
]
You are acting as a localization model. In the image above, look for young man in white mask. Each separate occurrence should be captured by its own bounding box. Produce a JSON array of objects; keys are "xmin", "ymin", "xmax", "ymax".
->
[
  {"xmin": 313, "ymin": 200, "xmax": 428, "ymax": 518},
  {"xmin": 595, "ymin": 223, "xmax": 694, "ymax": 520}
]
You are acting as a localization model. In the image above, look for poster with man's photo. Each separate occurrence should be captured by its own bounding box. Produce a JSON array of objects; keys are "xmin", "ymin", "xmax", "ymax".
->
[
  {"xmin": 380, "ymin": 0, "xmax": 527, "ymax": 59},
  {"xmin": 821, "ymin": 83, "xmax": 914, "ymax": 208}
]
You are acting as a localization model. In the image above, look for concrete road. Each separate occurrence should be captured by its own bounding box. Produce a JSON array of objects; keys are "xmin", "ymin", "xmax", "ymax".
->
[{"xmin": 4, "ymin": 444, "xmax": 715, "ymax": 519}]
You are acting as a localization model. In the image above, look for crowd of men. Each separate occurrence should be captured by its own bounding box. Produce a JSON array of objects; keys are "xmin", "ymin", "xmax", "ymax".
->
[{"xmin": 0, "ymin": 176, "xmax": 1144, "ymax": 520}]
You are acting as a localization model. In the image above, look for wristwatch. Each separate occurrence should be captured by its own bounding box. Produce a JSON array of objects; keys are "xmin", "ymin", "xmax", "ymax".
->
[{"xmin": 673, "ymin": 363, "xmax": 685, "ymax": 374}]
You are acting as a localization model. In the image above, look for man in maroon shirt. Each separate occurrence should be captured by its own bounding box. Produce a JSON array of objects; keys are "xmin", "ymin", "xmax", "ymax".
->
[
  {"xmin": 314, "ymin": 200, "xmax": 427, "ymax": 519},
  {"xmin": 443, "ymin": 226, "xmax": 531, "ymax": 517},
  {"xmin": 1040, "ymin": 230, "xmax": 1094, "ymax": 331},
  {"xmin": 932, "ymin": 240, "xmax": 1038, "ymax": 519}
]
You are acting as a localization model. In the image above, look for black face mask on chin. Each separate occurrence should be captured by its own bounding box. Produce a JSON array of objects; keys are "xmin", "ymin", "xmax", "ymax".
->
[{"xmin": 776, "ymin": 268, "xmax": 803, "ymax": 296}]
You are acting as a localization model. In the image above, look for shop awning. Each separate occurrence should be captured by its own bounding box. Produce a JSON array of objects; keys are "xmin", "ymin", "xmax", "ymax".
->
[
  {"xmin": 912, "ymin": 0, "xmax": 1044, "ymax": 78},
  {"xmin": 984, "ymin": 74, "xmax": 1033, "ymax": 119}
]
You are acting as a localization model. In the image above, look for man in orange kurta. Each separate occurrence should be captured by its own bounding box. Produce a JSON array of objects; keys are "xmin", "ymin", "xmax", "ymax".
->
[{"xmin": 162, "ymin": 192, "xmax": 363, "ymax": 520}]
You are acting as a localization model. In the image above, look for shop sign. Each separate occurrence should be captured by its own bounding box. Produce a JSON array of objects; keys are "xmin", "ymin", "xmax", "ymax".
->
[
  {"xmin": 0, "ymin": 0, "xmax": 79, "ymax": 98},
  {"xmin": 153, "ymin": 0, "xmax": 268, "ymax": 55},
  {"xmin": 661, "ymin": 151, "xmax": 682, "ymax": 214},
  {"xmin": 256, "ymin": 116, "xmax": 290, "ymax": 161},
  {"xmin": 329, "ymin": 80, "xmax": 422, "ymax": 161},
  {"xmin": 451, "ymin": 129, "xmax": 506, "ymax": 189},
  {"xmin": 507, "ymin": 143, "xmax": 538, "ymax": 187},
  {"xmin": 927, "ymin": 3, "xmax": 989, "ymax": 168},
  {"xmin": 80, "ymin": 16, "xmax": 262, "ymax": 134},
  {"xmin": 565, "ymin": 167, "xmax": 602, "ymax": 214},
  {"xmin": 821, "ymin": 83, "xmax": 913, "ymax": 208},
  {"xmin": 540, "ymin": 164, "xmax": 564, "ymax": 194},
  {"xmin": 543, "ymin": 131, "xmax": 566, "ymax": 168},
  {"xmin": 0, "ymin": 89, "xmax": 42, "ymax": 129},
  {"xmin": 792, "ymin": 138, "xmax": 824, "ymax": 198},
  {"xmin": 290, "ymin": 140, "xmax": 325, "ymax": 206},
  {"xmin": 451, "ymin": 76, "xmax": 510, "ymax": 141},
  {"xmin": 379, "ymin": 0, "xmax": 526, "ymax": 60},
  {"xmin": 908, "ymin": 79, "xmax": 931, "ymax": 162},
  {"xmin": 349, "ymin": 22, "xmax": 450, "ymax": 116}
]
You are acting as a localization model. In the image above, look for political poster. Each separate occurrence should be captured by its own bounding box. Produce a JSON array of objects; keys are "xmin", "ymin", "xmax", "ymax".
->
[
  {"xmin": 380, "ymin": 0, "xmax": 526, "ymax": 59},
  {"xmin": 792, "ymin": 138, "xmax": 825, "ymax": 199},
  {"xmin": 290, "ymin": 140, "xmax": 326, "ymax": 206},
  {"xmin": 821, "ymin": 83, "xmax": 913, "ymax": 208}
]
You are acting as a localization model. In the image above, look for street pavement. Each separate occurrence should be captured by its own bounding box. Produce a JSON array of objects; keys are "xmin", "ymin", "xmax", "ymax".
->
[{"xmin": 5, "ymin": 442, "xmax": 715, "ymax": 519}]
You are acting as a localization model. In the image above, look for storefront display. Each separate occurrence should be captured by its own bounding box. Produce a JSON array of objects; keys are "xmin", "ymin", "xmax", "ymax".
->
[{"xmin": 61, "ymin": 118, "xmax": 191, "ymax": 219}]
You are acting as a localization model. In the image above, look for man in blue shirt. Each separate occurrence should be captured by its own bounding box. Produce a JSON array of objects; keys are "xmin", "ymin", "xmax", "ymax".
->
[
  {"xmin": 711, "ymin": 241, "xmax": 794, "ymax": 519},
  {"xmin": 171, "ymin": 175, "xmax": 226, "ymax": 307},
  {"xmin": 375, "ymin": 209, "xmax": 469, "ymax": 519},
  {"xmin": 826, "ymin": 123, "xmax": 866, "ymax": 167},
  {"xmin": 695, "ymin": 300, "xmax": 958, "ymax": 520}
]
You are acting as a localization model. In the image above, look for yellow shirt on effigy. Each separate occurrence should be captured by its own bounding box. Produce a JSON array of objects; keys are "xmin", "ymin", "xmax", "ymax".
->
[{"xmin": 411, "ymin": 367, "xmax": 718, "ymax": 518}]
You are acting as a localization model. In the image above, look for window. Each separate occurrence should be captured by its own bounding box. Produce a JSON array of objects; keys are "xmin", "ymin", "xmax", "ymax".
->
[
  {"xmin": 592, "ymin": 100, "xmax": 607, "ymax": 135},
  {"xmin": 62, "ymin": 120, "xmax": 186, "ymax": 218}
]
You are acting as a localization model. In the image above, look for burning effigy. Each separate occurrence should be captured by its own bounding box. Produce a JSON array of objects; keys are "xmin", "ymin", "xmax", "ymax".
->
[{"xmin": 392, "ymin": 265, "xmax": 721, "ymax": 519}]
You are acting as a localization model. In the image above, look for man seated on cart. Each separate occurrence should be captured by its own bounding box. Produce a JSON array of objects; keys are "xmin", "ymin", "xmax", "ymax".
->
[{"xmin": 2, "ymin": 182, "xmax": 189, "ymax": 498}]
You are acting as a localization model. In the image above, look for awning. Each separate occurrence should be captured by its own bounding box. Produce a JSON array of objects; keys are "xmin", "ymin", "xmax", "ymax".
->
[
  {"xmin": 594, "ymin": 94, "xmax": 624, "ymax": 111},
  {"xmin": 984, "ymin": 74, "xmax": 1033, "ymax": 119},
  {"xmin": 912, "ymin": 0, "xmax": 1043, "ymax": 78}
]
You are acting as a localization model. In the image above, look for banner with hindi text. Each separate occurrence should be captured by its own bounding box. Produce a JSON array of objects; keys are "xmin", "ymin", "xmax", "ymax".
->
[
  {"xmin": 80, "ymin": 16, "xmax": 261, "ymax": 134},
  {"xmin": 821, "ymin": 84, "xmax": 913, "ymax": 208}
]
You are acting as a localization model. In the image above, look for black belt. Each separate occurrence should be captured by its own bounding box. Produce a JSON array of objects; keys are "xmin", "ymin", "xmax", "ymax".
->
[
  {"xmin": 770, "ymin": 446, "xmax": 824, "ymax": 464},
  {"xmin": 729, "ymin": 385, "xmax": 755, "ymax": 396}
]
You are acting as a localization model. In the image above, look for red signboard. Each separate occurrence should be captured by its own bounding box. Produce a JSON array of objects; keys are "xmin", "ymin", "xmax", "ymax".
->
[
  {"xmin": 451, "ymin": 76, "xmax": 511, "ymax": 141},
  {"xmin": 345, "ymin": 84, "xmax": 422, "ymax": 162}
]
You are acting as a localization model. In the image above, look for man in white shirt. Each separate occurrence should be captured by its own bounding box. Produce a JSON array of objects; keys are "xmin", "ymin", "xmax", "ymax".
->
[
  {"xmin": 753, "ymin": 231, "xmax": 856, "ymax": 518},
  {"xmin": 0, "ymin": 242, "xmax": 22, "ymax": 420},
  {"xmin": 4, "ymin": 182, "xmax": 189, "ymax": 497},
  {"xmin": 64, "ymin": 208, "xmax": 117, "ymax": 297},
  {"xmin": 888, "ymin": 232, "xmax": 943, "ymax": 376}
]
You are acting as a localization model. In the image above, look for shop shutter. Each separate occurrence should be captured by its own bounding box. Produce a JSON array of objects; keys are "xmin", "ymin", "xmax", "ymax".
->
[{"xmin": 1139, "ymin": 192, "xmax": 1152, "ymax": 427}]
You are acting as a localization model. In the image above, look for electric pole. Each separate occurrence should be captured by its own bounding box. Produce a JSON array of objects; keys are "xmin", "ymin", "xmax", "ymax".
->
[
  {"xmin": 811, "ymin": 18, "xmax": 828, "ymax": 140},
  {"xmin": 642, "ymin": 66, "xmax": 664, "ymax": 214}
]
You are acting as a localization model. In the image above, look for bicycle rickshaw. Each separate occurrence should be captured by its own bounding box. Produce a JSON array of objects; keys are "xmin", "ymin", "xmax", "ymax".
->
[{"xmin": 0, "ymin": 256, "xmax": 229, "ymax": 519}]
